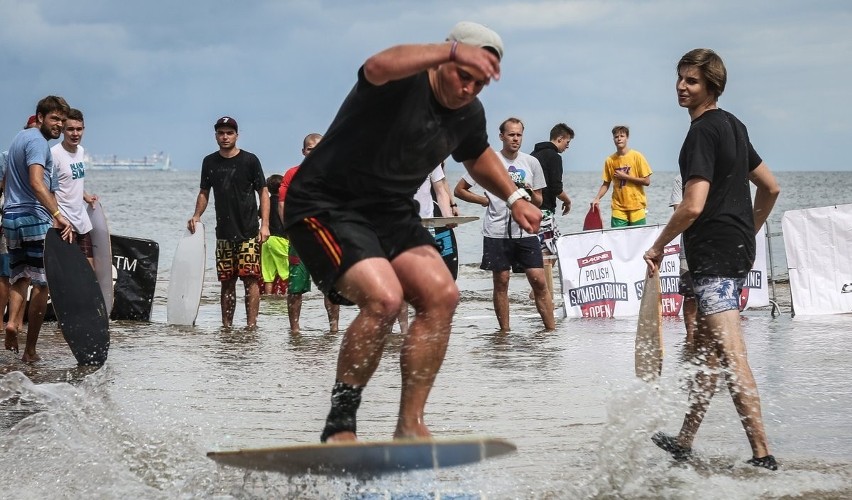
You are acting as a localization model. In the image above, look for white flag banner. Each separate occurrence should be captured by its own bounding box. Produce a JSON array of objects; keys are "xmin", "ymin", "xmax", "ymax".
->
[
  {"xmin": 555, "ymin": 225, "xmax": 770, "ymax": 318},
  {"xmin": 781, "ymin": 204, "xmax": 852, "ymax": 316}
]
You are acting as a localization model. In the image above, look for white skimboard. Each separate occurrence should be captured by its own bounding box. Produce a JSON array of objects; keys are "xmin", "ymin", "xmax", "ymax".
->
[
  {"xmin": 207, "ymin": 437, "xmax": 516, "ymax": 477},
  {"xmin": 167, "ymin": 222, "xmax": 206, "ymax": 326},
  {"xmin": 87, "ymin": 200, "xmax": 114, "ymax": 316},
  {"xmin": 635, "ymin": 267, "xmax": 663, "ymax": 381},
  {"xmin": 421, "ymin": 216, "xmax": 479, "ymax": 228}
]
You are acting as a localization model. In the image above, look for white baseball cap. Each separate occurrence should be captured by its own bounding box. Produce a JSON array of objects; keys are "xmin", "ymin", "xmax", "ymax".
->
[{"xmin": 447, "ymin": 21, "xmax": 504, "ymax": 61}]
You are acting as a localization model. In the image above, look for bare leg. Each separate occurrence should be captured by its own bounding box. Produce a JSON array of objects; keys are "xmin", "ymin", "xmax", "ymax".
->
[
  {"xmin": 324, "ymin": 257, "xmax": 406, "ymax": 442},
  {"xmin": 324, "ymin": 295, "xmax": 339, "ymax": 333},
  {"xmin": 287, "ymin": 293, "xmax": 302, "ymax": 333},
  {"xmin": 526, "ymin": 268, "xmax": 555, "ymax": 330},
  {"xmin": 264, "ymin": 281, "xmax": 273, "ymax": 295},
  {"xmin": 391, "ymin": 246, "xmax": 458, "ymax": 439},
  {"xmin": 711, "ymin": 310, "xmax": 772, "ymax": 458},
  {"xmin": 543, "ymin": 249, "xmax": 556, "ymax": 298},
  {"xmin": 5, "ymin": 278, "xmax": 28, "ymax": 353},
  {"xmin": 0, "ymin": 276, "xmax": 8, "ymax": 334},
  {"xmin": 676, "ymin": 315, "xmax": 720, "ymax": 449},
  {"xmin": 682, "ymin": 296, "xmax": 698, "ymax": 358},
  {"xmin": 243, "ymin": 276, "xmax": 260, "ymax": 328},
  {"xmin": 21, "ymin": 284, "xmax": 50, "ymax": 363},
  {"xmin": 220, "ymin": 278, "xmax": 237, "ymax": 328},
  {"xmin": 396, "ymin": 302, "xmax": 409, "ymax": 334},
  {"xmin": 492, "ymin": 270, "xmax": 510, "ymax": 331}
]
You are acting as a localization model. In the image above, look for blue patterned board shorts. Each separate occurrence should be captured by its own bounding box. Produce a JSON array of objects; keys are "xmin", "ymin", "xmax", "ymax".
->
[
  {"xmin": 2, "ymin": 213, "xmax": 50, "ymax": 286},
  {"xmin": 692, "ymin": 275, "xmax": 745, "ymax": 316}
]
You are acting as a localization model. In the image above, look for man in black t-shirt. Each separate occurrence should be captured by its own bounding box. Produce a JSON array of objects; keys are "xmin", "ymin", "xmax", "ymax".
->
[
  {"xmin": 188, "ymin": 116, "xmax": 269, "ymax": 328},
  {"xmin": 644, "ymin": 49, "xmax": 780, "ymax": 470},
  {"xmin": 284, "ymin": 22, "xmax": 542, "ymax": 444}
]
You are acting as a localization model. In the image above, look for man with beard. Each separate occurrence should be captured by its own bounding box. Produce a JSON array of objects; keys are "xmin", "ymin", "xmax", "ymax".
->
[{"xmin": 3, "ymin": 96, "xmax": 73, "ymax": 361}]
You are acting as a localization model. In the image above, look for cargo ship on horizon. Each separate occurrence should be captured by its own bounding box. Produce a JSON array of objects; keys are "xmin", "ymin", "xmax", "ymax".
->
[{"xmin": 86, "ymin": 152, "xmax": 171, "ymax": 171}]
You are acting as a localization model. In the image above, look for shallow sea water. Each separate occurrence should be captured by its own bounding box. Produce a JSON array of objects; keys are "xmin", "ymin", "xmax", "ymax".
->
[{"xmin": 0, "ymin": 170, "xmax": 850, "ymax": 499}]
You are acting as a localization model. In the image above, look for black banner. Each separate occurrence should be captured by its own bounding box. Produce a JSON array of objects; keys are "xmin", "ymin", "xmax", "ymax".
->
[{"xmin": 110, "ymin": 235, "xmax": 159, "ymax": 321}]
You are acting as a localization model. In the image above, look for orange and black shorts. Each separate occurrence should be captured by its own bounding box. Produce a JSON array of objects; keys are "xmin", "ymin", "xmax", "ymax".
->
[
  {"xmin": 215, "ymin": 237, "xmax": 261, "ymax": 281},
  {"xmin": 286, "ymin": 206, "xmax": 437, "ymax": 305}
]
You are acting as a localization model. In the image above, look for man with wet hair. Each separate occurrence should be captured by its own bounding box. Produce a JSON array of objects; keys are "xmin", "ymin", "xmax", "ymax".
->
[
  {"xmin": 284, "ymin": 22, "xmax": 541, "ymax": 443},
  {"xmin": 188, "ymin": 116, "xmax": 269, "ymax": 328},
  {"xmin": 644, "ymin": 48, "xmax": 781, "ymax": 470}
]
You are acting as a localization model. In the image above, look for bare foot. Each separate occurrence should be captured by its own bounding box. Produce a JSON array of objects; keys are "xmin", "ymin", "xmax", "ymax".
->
[
  {"xmin": 21, "ymin": 349, "xmax": 40, "ymax": 363},
  {"xmin": 4, "ymin": 327, "xmax": 18, "ymax": 354},
  {"xmin": 325, "ymin": 431, "xmax": 357, "ymax": 443},
  {"xmin": 393, "ymin": 423, "xmax": 431, "ymax": 440}
]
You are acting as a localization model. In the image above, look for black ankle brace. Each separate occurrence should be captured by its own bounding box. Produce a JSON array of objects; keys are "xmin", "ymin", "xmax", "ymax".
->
[{"xmin": 320, "ymin": 381, "xmax": 364, "ymax": 442}]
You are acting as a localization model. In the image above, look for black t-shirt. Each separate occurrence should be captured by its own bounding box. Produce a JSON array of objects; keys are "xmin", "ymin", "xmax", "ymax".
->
[
  {"xmin": 285, "ymin": 67, "xmax": 490, "ymax": 223},
  {"xmin": 268, "ymin": 192, "xmax": 286, "ymax": 237},
  {"xmin": 679, "ymin": 109, "xmax": 762, "ymax": 277},
  {"xmin": 530, "ymin": 141, "xmax": 563, "ymax": 213},
  {"xmin": 200, "ymin": 149, "xmax": 265, "ymax": 241}
]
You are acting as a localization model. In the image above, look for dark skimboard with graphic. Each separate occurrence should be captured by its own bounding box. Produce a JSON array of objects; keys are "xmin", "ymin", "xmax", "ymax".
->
[
  {"xmin": 433, "ymin": 226, "xmax": 459, "ymax": 280},
  {"xmin": 207, "ymin": 437, "xmax": 516, "ymax": 476},
  {"xmin": 44, "ymin": 228, "xmax": 110, "ymax": 366}
]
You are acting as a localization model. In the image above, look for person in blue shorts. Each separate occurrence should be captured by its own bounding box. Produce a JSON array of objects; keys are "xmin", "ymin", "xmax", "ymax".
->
[
  {"xmin": 644, "ymin": 48, "xmax": 781, "ymax": 470},
  {"xmin": 3, "ymin": 96, "xmax": 73, "ymax": 362},
  {"xmin": 0, "ymin": 116, "xmax": 39, "ymax": 332}
]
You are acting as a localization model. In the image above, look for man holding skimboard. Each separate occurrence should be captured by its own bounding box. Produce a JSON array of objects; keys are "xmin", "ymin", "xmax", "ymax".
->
[
  {"xmin": 591, "ymin": 125, "xmax": 652, "ymax": 227},
  {"xmin": 283, "ymin": 22, "xmax": 541, "ymax": 442},
  {"xmin": 52, "ymin": 108, "xmax": 99, "ymax": 269},
  {"xmin": 643, "ymin": 48, "xmax": 780, "ymax": 470},
  {"xmin": 188, "ymin": 116, "xmax": 269, "ymax": 329},
  {"xmin": 3, "ymin": 96, "xmax": 73, "ymax": 361}
]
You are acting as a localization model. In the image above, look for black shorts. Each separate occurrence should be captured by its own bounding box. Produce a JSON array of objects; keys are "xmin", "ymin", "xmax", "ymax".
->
[
  {"xmin": 480, "ymin": 236, "xmax": 543, "ymax": 273},
  {"xmin": 286, "ymin": 205, "xmax": 437, "ymax": 305},
  {"xmin": 679, "ymin": 270, "xmax": 695, "ymax": 297},
  {"xmin": 76, "ymin": 231, "xmax": 94, "ymax": 259}
]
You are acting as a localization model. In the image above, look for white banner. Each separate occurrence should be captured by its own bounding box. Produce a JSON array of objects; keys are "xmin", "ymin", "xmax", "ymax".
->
[
  {"xmin": 781, "ymin": 204, "xmax": 852, "ymax": 316},
  {"xmin": 555, "ymin": 225, "xmax": 770, "ymax": 318}
]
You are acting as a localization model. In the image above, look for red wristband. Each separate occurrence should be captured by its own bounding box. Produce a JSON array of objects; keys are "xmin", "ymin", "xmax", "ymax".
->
[{"xmin": 449, "ymin": 41, "xmax": 458, "ymax": 62}]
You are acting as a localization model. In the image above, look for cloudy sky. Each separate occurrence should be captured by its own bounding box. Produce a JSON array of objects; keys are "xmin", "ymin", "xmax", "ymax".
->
[{"xmin": 2, "ymin": 0, "xmax": 849, "ymax": 172}]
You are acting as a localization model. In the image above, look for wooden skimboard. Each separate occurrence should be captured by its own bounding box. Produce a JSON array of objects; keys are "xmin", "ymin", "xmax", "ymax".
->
[
  {"xmin": 167, "ymin": 222, "xmax": 206, "ymax": 326},
  {"xmin": 421, "ymin": 215, "xmax": 479, "ymax": 228},
  {"xmin": 635, "ymin": 268, "xmax": 663, "ymax": 381},
  {"xmin": 583, "ymin": 205, "xmax": 603, "ymax": 231},
  {"xmin": 44, "ymin": 228, "xmax": 110, "ymax": 366},
  {"xmin": 86, "ymin": 200, "xmax": 114, "ymax": 316},
  {"xmin": 207, "ymin": 437, "xmax": 516, "ymax": 476}
]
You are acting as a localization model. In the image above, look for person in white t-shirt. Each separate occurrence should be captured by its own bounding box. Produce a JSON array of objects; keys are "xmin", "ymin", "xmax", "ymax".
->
[
  {"xmin": 398, "ymin": 162, "xmax": 456, "ymax": 333},
  {"xmin": 455, "ymin": 117, "xmax": 554, "ymax": 330},
  {"xmin": 51, "ymin": 108, "xmax": 98, "ymax": 268},
  {"xmin": 669, "ymin": 174, "xmax": 697, "ymax": 354}
]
